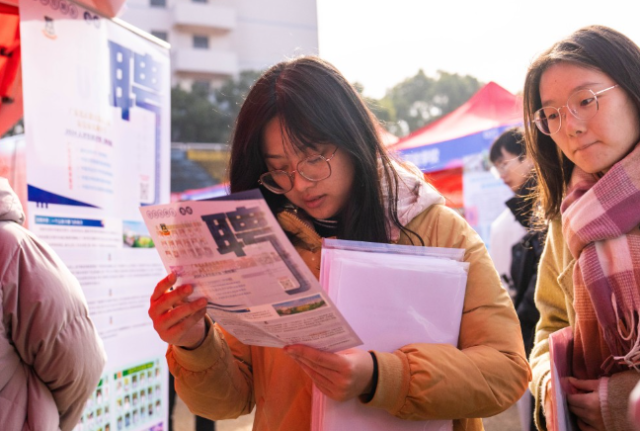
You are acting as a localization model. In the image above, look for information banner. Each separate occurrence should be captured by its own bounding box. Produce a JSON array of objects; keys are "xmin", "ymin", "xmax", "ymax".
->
[
  {"xmin": 462, "ymin": 151, "xmax": 513, "ymax": 247},
  {"xmin": 20, "ymin": 0, "xmax": 171, "ymax": 429}
]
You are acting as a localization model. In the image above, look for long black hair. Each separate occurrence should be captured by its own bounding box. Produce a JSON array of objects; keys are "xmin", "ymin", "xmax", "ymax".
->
[{"xmin": 228, "ymin": 56, "xmax": 419, "ymax": 244}]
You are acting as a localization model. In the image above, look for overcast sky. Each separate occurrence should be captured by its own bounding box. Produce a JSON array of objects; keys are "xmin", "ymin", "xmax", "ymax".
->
[{"xmin": 316, "ymin": 0, "xmax": 640, "ymax": 98}]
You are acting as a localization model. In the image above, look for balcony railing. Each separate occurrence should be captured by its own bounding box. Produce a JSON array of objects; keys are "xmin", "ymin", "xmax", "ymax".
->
[
  {"xmin": 173, "ymin": 3, "xmax": 236, "ymax": 33},
  {"xmin": 174, "ymin": 49, "xmax": 238, "ymax": 76}
]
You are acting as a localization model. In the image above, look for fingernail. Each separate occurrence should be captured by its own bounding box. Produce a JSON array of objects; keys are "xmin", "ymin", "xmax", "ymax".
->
[{"xmin": 168, "ymin": 272, "xmax": 177, "ymax": 282}]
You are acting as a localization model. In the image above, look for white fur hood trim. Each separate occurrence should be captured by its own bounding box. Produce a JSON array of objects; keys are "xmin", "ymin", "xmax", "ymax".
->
[{"xmin": 383, "ymin": 161, "xmax": 445, "ymax": 242}]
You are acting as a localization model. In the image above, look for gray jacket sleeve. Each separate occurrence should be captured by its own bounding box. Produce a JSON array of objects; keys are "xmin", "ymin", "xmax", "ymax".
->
[{"xmin": 1, "ymin": 226, "xmax": 107, "ymax": 431}]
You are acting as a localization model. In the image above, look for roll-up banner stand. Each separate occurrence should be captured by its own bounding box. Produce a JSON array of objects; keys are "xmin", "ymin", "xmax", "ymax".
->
[{"xmin": 19, "ymin": 0, "xmax": 171, "ymax": 429}]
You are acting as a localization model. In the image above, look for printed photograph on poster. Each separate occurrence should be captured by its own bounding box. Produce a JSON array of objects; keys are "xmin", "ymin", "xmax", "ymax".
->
[
  {"xmin": 74, "ymin": 359, "xmax": 166, "ymax": 431},
  {"xmin": 123, "ymin": 220, "xmax": 155, "ymax": 248}
]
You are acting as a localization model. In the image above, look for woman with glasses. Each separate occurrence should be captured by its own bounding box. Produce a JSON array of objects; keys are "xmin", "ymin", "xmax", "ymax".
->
[
  {"xmin": 148, "ymin": 56, "xmax": 529, "ymax": 431},
  {"xmin": 524, "ymin": 26, "xmax": 640, "ymax": 431}
]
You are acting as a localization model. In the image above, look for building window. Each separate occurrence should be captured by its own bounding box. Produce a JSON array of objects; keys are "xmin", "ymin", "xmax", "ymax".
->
[
  {"xmin": 149, "ymin": 0, "xmax": 166, "ymax": 7},
  {"xmin": 192, "ymin": 35, "xmax": 209, "ymax": 49},
  {"xmin": 151, "ymin": 31, "xmax": 168, "ymax": 42}
]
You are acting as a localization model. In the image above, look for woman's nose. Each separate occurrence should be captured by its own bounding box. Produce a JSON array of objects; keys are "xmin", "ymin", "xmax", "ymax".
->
[
  {"xmin": 561, "ymin": 108, "xmax": 586, "ymax": 136},
  {"xmin": 291, "ymin": 171, "xmax": 315, "ymax": 192}
]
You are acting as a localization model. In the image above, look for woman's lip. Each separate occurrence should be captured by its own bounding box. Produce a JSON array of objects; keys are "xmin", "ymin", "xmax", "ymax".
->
[
  {"xmin": 575, "ymin": 141, "xmax": 598, "ymax": 153},
  {"xmin": 303, "ymin": 195, "xmax": 325, "ymax": 209}
]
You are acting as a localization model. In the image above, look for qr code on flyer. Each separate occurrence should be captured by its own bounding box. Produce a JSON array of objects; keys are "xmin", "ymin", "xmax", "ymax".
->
[
  {"xmin": 140, "ymin": 182, "xmax": 149, "ymax": 202},
  {"xmin": 278, "ymin": 277, "xmax": 299, "ymax": 292}
]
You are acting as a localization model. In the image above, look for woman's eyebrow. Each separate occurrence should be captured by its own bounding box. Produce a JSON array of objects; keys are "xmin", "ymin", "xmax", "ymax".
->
[
  {"xmin": 540, "ymin": 81, "xmax": 603, "ymax": 106},
  {"xmin": 262, "ymin": 153, "xmax": 286, "ymax": 160}
]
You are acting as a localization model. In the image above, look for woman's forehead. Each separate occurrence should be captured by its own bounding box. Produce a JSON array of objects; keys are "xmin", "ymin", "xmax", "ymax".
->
[
  {"xmin": 539, "ymin": 62, "xmax": 611, "ymax": 105},
  {"xmin": 261, "ymin": 117, "xmax": 326, "ymax": 157}
]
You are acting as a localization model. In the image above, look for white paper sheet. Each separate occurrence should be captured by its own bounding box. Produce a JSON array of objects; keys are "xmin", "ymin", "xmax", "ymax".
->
[
  {"xmin": 549, "ymin": 327, "xmax": 577, "ymax": 431},
  {"xmin": 312, "ymin": 239, "xmax": 469, "ymax": 431}
]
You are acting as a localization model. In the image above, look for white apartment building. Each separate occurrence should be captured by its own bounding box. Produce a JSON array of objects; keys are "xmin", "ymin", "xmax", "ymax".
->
[{"xmin": 120, "ymin": 0, "xmax": 319, "ymax": 90}]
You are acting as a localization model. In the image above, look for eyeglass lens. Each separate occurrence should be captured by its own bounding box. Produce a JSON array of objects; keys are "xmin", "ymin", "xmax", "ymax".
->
[
  {"xmin": 260, "ymin": 153, "xmax": 332, "ymax": 194},
  {"xmin": 260, "ymin": 172, "xmax": 293, "ymax": 193},
  {"xmin": 534, "ymin": 89, "xmax": 601, "ymax": 135},
  {"xmin": 495, "ymin": 157, "xmax": 518, "ymax": 173}
]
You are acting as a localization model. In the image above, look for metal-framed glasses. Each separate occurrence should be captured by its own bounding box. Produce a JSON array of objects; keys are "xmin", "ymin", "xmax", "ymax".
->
[
  {"xmin": 490, "ymin": 156, "xmax": 522, "ymax": 179},
  {"xmin": 258, "ymin": 148, "xmax": 338, "ymax": 194},
  {"xmin": 533, "ymin": 85, "xmax": 619, "ymax": 135}
]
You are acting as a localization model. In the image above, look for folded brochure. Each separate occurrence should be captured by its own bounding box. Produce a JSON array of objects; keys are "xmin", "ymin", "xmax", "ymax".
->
[{"xmin": 140, "ymin": 189, "xmax": 362, "ymax": 352}]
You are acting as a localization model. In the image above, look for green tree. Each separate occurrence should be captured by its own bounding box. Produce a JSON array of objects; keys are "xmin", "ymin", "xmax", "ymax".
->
[
  {"xmin": 379, "ymin": 70, "xmax": 483, "ymax": 136},
  {"xmin": 171, "ymin": 85, "xmax": 221, "ymax": 143},
  {"xmin": 171, "ymin": 70, "xmax": 263, "ymax": 143},
  {"xmin": 430, "ymin": 71, "xmax": 483, "ymax": 118},
  {"xmin": 353, "ymin": 81, "xmax": 394, "ymax": 125},
  {"xmin": 170, "ymin": 68, "xmax": 481, "ymax": 143},
  {"xmin": 384, "ymin": 69, "xmax": 435, "ymax": 134}
]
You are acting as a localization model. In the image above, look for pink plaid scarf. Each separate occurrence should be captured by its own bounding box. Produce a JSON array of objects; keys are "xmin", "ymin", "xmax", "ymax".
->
[{"xmin": 561, "ymin": 143, "xmax": 640, "ymax": 379}]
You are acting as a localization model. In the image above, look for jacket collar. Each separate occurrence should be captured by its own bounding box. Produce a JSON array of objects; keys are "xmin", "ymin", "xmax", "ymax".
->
[{"xmin": 383, "ymin": 161, "xmax": 444, "ymax": 241}]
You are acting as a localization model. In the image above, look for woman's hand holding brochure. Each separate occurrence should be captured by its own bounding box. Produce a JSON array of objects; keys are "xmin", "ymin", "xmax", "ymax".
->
[
  {"xmin": 148, "ymin": 272, "xmax": 208, "ymax": 349},
  {"xmin": 285, "ymin": 345, "xmax": 374, "ymax": 401}
]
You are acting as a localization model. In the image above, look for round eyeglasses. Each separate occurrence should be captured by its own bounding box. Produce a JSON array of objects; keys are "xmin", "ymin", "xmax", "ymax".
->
[
  {"xmin": 258, "ymin": 148, "xmax": 338, "ymax": 194},
  {"xmin": 490, "ymin": 156, "xmax": 521, "ymax": 179},
  {"xmin": 533, "ymin": 85, "xmax": 619, "ymax": 135}
]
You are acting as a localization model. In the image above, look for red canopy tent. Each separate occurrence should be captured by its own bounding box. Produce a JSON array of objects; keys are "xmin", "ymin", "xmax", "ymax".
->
[
  {"xmin": 0, "ymin": 3, "xmax": 21, "ymax": 138},
  {"xmin": 390, "ymin": 82, "xmax": 523, "ymax": 209}
]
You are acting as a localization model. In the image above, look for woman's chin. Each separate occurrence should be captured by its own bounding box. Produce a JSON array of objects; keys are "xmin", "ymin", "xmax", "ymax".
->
[{"xmin": 304, "ymin": 205, "xmax": 338, "ymax": 221}]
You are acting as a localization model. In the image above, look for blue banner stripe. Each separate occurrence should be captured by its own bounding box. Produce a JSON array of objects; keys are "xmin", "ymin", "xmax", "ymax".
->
[
  {"xmin": 28, "ymin": 185, "xmax": 100, "ymax": 208},
  {"xmin": 35, "ymin": 216, "xmax": 104, "ymax": 227}
]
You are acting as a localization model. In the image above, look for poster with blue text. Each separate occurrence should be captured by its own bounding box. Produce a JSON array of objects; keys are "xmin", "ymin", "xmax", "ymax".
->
[{"xmin": 20, "ymin": 0, "xmax": 171, "ymax": 429}]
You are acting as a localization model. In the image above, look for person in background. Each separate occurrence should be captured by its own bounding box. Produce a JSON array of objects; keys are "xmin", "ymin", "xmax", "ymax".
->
[
  {"xmin": 488, "ymin": 127, "xmax": 533, "ymax": 292},
  {"xmin": 0, "ymin": 177, "xmax": 107, "ymax": 430},
  {"xmin": 525, "ymin": 25, "xmax": 640, "ymax": 431},
  {"xmin": 147, "ymin": 56, "xmax": 530, "ymax": 431},
  {"xmin": 489, "ymin": 126, "xmax": 543, "ymax": 431}
]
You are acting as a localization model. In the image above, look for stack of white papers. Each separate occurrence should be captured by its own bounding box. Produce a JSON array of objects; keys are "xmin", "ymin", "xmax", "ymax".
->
[{"xmin": 312, "ymin": 239, "xmax": 469, "ymax": 431}]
